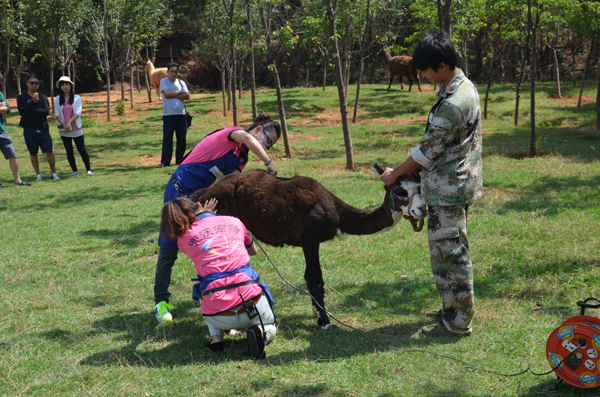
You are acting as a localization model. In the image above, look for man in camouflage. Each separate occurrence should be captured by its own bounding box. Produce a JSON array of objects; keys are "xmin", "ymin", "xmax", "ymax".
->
[{"xmin": 381, "ymin": 30, "xmax": 482, "ymax": 337}]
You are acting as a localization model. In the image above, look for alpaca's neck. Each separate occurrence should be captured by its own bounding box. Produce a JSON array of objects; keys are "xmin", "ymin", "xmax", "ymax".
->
[
  {"xmin": 334, "ymin": 194, "xmax": 397, "ymax": 236},
  {"xmin": 147, "ymin": 63, "xmax": 155, "ymax": 74},
  {"xmin": 383, "ymin": 51, "xmax": 392, "ymax": 65}
]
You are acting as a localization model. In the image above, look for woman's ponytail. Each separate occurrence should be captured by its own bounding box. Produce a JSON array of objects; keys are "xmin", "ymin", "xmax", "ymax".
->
[{"xmin": 160, "ymin": 196, "xmax": 200, "ymax": 239}]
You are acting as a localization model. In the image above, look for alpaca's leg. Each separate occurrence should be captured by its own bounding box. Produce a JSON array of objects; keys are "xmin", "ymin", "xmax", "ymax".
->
[
  {"xmin": 400, "ymin": 76, "xmax": 404, "ymax": 90},
  {"xmin": 416, "ymin": 74, "xmax": 422, "ymax": 92},
  {"xmin": 408, "ymin": 76, "xmax": 412, "ymax": 92},
  {"xmin": 387, "ymin": 75, "xmax": 394, "ymax": 90},
  {"xmin": 302, "ymin": 240, "xmax": 337, "ymax": 330}
]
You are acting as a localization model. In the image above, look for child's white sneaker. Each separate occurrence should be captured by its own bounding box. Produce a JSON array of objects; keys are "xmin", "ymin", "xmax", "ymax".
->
[
  {"xmin": 51, "ymin": 173, "xmax": 60, "ymax": 180},
  {"xmin": 35, "ymin": 173, "xmax": 43, "ymax": 181}
]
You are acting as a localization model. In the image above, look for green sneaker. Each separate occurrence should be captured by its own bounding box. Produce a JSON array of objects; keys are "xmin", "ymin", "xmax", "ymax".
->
[
  {"xmin": 425, "ymin": 309, "xmax": 443, "ymax": 322},
  {"xmin": 155, "ymin": 301, "xmax": 174, "ymax": 323},
  {"xmin": 421, "ymin": 322, "xmax": 471, "ymax": 338}
]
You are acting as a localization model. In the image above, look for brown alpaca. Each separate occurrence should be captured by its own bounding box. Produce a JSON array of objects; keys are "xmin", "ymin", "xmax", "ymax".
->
[
  {"xmin": 189, "ymin": 165, "xmax": 426, "ymax": 330},
  {"xmin": 145, "ymin": 60, "xmax": 168, "ymax": 101},
  {"xmin": 383, "ymin": 51, "xmax": 421, "ymax": 92}
]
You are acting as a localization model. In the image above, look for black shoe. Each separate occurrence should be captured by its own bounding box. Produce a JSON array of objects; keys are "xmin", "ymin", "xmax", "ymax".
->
[
  {"xmin": 0, "ymin": 183, "xmax": 2, "ymax": 189},
  {"xmin": 157, "ymin": 163, "xmax": 168, "ymax": 168},
  {"xmin": 205, "ymin": 340, "xmax": 225, "ymax": 352},
  {"xmin": 421, "ymin": 321, "xmax": 472, "ymax": 338},
  {"xmin": 247, "ymin": 325, "xmax": 266, "ymax": 359},
  {"xmin": 15, "ymin": 181, "xmax": 32, "ymax": 186},
  {"xmin": 425, "ymin": 309, "xmax": 443, "ymax": 322}
]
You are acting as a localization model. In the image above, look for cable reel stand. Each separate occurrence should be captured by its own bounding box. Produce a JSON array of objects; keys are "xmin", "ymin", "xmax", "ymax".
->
[{"xmin": 546, "ymin": 297, "xmax": 600, "ymax": 391}]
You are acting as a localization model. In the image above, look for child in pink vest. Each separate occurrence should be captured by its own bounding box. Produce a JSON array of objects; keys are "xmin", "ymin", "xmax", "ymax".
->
[{"xmin": 161, "ymin": 196, "xmax": 276, "ymax": 359}]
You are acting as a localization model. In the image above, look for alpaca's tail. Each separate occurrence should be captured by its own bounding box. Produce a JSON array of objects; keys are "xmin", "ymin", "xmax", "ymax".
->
[{"xmin": 146, "ymin": 60, "xmax": 155, "ymax": 74}]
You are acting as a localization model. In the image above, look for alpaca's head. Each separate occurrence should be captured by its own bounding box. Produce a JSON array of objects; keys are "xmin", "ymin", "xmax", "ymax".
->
[
  {"xmin": 145, "ymin": 60, "xmax": 154, "ymax": 72},
  {"xmin": 372, "ymin": 164, "xmax": 427, "ymax": 222}
]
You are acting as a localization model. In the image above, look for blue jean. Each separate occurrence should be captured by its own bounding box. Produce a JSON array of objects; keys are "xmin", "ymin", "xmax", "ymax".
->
[
  {"xmin": 161, "ymin": 115, "xmax": 187, "ymax": 166},
  {"xmin": 154, "ymin": 247, "xmax": 179, "ymax": 304}
]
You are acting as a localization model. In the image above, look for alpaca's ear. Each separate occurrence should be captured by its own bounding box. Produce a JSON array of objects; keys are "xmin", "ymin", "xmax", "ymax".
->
[{"xmin": 371, "ymin": 163, "xmax": 385, "ymax": 175}]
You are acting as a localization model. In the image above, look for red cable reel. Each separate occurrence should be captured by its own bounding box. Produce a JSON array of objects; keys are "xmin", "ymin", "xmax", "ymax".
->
[{"xmin": 546, "ymin": 298, "xmax": 600, "ymax": 390}]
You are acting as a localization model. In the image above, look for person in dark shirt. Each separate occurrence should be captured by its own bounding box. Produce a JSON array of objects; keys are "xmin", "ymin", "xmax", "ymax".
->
[{"xmin": 17, "ymin": 73, "xmax": 59, "ymax": 181}]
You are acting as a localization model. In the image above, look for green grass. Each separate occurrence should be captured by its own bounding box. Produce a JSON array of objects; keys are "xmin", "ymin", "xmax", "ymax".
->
[{"xmin": 1, "ymin": 81, "xmax": 599, "ymax": 396}]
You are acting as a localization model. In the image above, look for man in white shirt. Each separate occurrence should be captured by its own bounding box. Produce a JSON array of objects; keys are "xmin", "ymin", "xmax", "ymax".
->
[{"xmin": 158, "ymin": 62, "xmax": 190, "ymax": 168}]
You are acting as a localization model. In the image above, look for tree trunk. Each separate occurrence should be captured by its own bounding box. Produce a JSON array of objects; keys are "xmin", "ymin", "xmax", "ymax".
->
[
  {"xmin": 120, "ymin": 67, "xmax": 125, "ymax": 101},
  {"xmin": 3, "ymin": 36, "xmax": 9, "ymax": 97},
  {"xmin": 327, "ymin": 0, "xmax": 354, "ymax": 170},
  {"xmin": 353, "ymin": 0, "xmax": 371, "ymax": 124},
  {"xmin": 72, "ymin": 61, "xmax": 76, "ymax": 92},
  {"xmin": 50, "ymin": 65, "xmax": 55, "ymax": 112},
  {"xmin": 272, "ymin": 62, "xmax": 291, "ymax": 158},
  {"xmin": 515, "ymin": 39, "xmax": 531, "ymax": 126},
  {"xmin": 106, "ymin": 71, "xmax": 111, "ymax": 121},
  {"xmin": 529, "ymin": 0, "xmax": 539, "ymax": 156},
  {"xmin": 441, "ymin": 0, "xmax": 453, "ymax": 37},
  {"xmin": 144, "ymin": 47, "xmax": 152, "ymax": 102},
  {"xmin": 484, "ymin": 42, "xmax": 496, "ymax": 120},
  {"xmin": 322, "ymin": 48, "xmax": 327, "ymax": 91},
  {"xmin": 238, "ymin": 61, "xmax": 242, "ymax": 100},
  {"xmin": 551, "ymin": 20, "xmax": 561, "ymax": 98},
  {"xmin": 16, "ymin": 73, "xmax": 21, "ymax": 95},
  {"xmin": 597, "ymin": 57, "xmax": 600, "ymax": 131},
  {"xmin": 553, "ymin": 48, "xmax": 561, "ymax": 99},
  {"xmin": 462, "ymin": 38, "xmax": 468, "ymax": 78},
  {"xmin": 572, "ymin": 41, "xmax": 577, "ymax": 87},
  {"xmin": 578, "ymin": 41, "xmax": 595, "ymax": 108},
  {"xmin": 221, "ymin": 67, "xmax": 227, "ymax": 116},
  {"xmin": 130, "ymin": 62, "xmax": 134, "ymax": 108},
  {"xmin": 136, "ymin": 60, "xmax": 141, "ymax": 93},
  {"xmin": 232, "ymin": 55, "xmax": 238, "ymax": 126},
  {"xmin": 227, "ymin": 67, "xmax": 231, "ymax": 111},
  {"xmin": 246, "ymin": 0, "xmax": 257, "ymax": 119}
]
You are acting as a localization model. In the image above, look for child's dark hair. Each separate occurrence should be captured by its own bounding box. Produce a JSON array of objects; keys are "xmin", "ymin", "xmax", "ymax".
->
[
  {"xmin": 247, "ymin": 112, "xmax": 281, "ymax": 139},
  {"xmin": 160, "ymin": 196, "xmax": 201, "ymax": 239},
  {"xmin": 412, "ymin": 30, "xmax": 458, "ymax": 72},
  {"xmin": 58, "ymin": 82, "xmax": 74, "ymax": 106}
]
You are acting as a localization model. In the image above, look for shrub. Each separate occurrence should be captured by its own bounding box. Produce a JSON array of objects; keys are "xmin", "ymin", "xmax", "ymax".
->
[{"xmin": 115, "ymin": 99, "xmax": 125, "ymax": 116}]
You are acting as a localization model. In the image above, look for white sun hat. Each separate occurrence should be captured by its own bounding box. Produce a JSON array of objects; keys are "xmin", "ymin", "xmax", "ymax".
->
[{"xmin": 56, "ymin": 76, "xmax": 74, "ymax": 88}]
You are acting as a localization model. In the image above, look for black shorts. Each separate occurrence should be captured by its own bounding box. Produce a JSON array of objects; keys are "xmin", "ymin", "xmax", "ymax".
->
[{"xmin": 23, "ymin": 128, "xmax": 53, "ymax": 155}]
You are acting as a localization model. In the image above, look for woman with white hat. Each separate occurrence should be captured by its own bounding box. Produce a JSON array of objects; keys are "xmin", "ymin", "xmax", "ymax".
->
[{"xmin": 54, "ymin": 76, "xmax": 93, "ymax": 177}]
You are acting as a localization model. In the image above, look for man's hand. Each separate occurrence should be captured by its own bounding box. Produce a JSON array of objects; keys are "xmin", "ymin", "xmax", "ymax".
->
[
  {"xmin": 380, "ymin": 167, "xmax": 399, "ymax": 188},
  {"xmin": 32, "ymin": 95, "xmax": 39, "ymax": 103}
]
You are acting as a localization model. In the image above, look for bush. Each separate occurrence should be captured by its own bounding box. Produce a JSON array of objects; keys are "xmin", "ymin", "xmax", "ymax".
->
[{"xmin": 115, "ymin": 99, "xmax": 125, "ymax": 116}]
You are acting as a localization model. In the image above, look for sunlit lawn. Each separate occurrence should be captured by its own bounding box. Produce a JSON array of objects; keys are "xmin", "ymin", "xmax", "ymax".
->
[{"xmin": 0, "ymin": 80, "xmax": 599, "ymax": 396}]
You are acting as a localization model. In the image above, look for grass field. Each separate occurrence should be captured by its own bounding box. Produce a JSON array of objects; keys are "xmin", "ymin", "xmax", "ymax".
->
[{"xmin": 1, "ymin": 80, "xmax": 599, "ymax": 396}]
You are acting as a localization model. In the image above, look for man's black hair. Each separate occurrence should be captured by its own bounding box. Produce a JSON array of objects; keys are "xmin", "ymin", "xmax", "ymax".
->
[
  {"xmin": 25, "ymin": 73, "xmax": 39, "ymax": 83},
  {"xmin": 412, "ymin": 30, "xmax": 458, "ymax": 72},
  {"xmin": 167, "ymin": 62, "xmax": 179, "ymax": 71}
]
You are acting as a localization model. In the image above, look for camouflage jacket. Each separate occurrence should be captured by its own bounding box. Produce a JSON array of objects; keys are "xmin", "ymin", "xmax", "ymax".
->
[{"xmin": 411, "ymin": 69, "xmax": 483, "ymax": 206}]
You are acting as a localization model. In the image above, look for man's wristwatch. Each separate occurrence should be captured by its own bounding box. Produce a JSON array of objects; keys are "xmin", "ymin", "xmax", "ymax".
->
[{"xmin": 264, "ymin": 159, "xmax": 272, "ymax": 166}]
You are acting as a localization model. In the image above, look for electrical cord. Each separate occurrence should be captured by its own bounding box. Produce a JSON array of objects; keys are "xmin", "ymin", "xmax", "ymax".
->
[{"xmin": 254, "ymin": 240, "xmax": 566, "ymax": 379}]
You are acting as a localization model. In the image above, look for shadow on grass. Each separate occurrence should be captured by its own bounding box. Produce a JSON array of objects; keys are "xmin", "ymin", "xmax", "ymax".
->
[
  {"xmin": 80, "ymin": 219, "xmax": 159, "ymax": 248},
  {"xmin": 494, "ymin": 174, "xmax": 600, "ymax": 216},
  {"xmin": 75, "ymin": 292, "xmax": 461, "ymax": 369}
]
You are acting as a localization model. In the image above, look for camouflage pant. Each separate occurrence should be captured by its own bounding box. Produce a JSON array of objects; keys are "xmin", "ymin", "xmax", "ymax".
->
[{"xmin": 427, "ymin": 205, "xmax": 474, "ymax": 333}]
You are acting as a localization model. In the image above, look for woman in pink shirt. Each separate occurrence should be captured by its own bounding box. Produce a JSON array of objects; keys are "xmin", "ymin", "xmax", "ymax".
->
[
  {"xmin": 54, "ymin": 76, "xmax": 93, "ymax": 177},
  {"xmin": 161, "ymin": 196, "xmax": 276, "ymax": 359}
]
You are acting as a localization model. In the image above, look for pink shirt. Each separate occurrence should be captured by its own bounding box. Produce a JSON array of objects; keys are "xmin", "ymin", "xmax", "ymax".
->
[
  {"xmin": 61, "ymin": 103, "xmax": 82, "ymax": 132},
  {"xmin": 181, "ymin": 126, "xmax": 246, "ymax": 171},
  {"xmin": 178, "ymin": 214, "xmax": 261, "ymax": 315}
]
